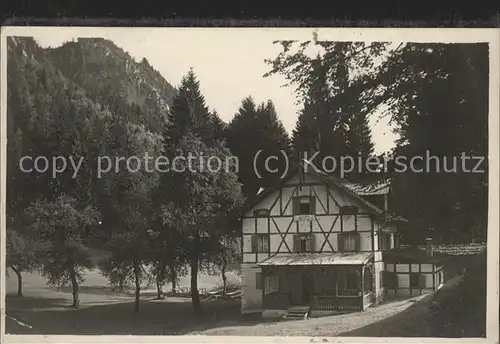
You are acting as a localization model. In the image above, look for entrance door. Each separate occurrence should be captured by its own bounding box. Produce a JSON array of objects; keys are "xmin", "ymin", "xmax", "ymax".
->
[{"xmin": 301, "ymin": 268, "xmax": 314, "ymax": 304}]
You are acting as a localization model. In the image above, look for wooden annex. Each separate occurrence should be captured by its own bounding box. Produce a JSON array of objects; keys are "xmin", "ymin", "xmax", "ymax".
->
[
  {"xmin": 240, "ymin": 162, "xmax": 408, "ymax": 318},
  {"xmin": 383, "ymin": 241, "xmax": 445, "ymax": 298}
]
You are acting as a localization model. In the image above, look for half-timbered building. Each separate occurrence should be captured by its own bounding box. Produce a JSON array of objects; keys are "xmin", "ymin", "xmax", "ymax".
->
[
  {"xmin": 382, "ymin": 239, "xmax": 445, "ymax": 298},
  {"xmin": 241, "ymin": 163, "xmax": 407, "ymax": 318}
]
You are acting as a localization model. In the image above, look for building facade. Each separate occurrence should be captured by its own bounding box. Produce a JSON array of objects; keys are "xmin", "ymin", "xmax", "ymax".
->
[
  {"xmin": 240, "ymin": 165, "xmax": 406, "ymax": 317},
  {"xmin": 383, "ymin": 242, "xmax": 445, "ymax": 298}
]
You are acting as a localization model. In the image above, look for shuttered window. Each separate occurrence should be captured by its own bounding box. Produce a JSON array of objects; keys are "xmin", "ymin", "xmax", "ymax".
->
[
  {"xmin": 293, "ymin": 234, "xmax": 315, "ymax": 252},
  {"xmin": 338, "ymin": 232, "xmax": 360, "ymax": 252},
  {"xmin": 292, "ymin": 196, "xmax": 316, "ymax": 215}
]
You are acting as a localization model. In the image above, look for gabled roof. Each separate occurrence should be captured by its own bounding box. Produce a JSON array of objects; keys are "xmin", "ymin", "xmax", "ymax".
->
[
  {"xmin": 399, "ymin": 243, "xmax": 486, "ymax": 256},
  {"xmin": 243, "ymin": 160, "xmax": 407, "ymax": 223}
]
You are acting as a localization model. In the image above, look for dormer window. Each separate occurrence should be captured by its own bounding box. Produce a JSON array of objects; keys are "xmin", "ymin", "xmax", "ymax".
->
[
  {"xmin": 292, "ymin": 196, "xmax": 316, "ymax": 215},
  {"xmin": 254, "ymin": 209, "xmax": 270, "ymax": 218}
]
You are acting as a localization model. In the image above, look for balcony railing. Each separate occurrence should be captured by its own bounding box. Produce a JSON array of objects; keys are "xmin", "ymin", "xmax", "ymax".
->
[{"xmin": 313, "ymin": 294, "xmax": 365, "ymax": 311}]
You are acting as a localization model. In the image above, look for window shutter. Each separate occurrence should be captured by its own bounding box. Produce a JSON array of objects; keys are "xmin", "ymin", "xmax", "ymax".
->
[
  {"xmin": 309, "ymin": 196, "xmax": 316, "ymax": 214},
  {"xmin": 354, "ymin": 232, "xmax": 361, "ymax": 252},
  {"xmin": 292, "ymin": 197, "xmax": 300, "ymax": 215},
  {"xmin": 306, "ymin": 234, "xmax": 315, "ymax": 252},
  {"xmin": 255, "ymin": 272, "xmax": 262, "ymax": 289},
  {"xmin": 337, "ymin": 233, "xmax": 344, "ymax": 252},
  {"xmin": 293, "ymin": 234, "xmax": 299, "ymax": 252},
  {"xmin": 251, "ymin": 235, "xmax": 258, "ymax": 253},
  {"xmin": 418, "ymin": 274, "xmax": 426, "ymax": 289}
]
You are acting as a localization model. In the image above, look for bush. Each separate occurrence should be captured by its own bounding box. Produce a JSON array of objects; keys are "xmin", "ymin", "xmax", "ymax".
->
[{"xmin": 429, "ymin": 252, "xmax": 486, "ymax": 337}]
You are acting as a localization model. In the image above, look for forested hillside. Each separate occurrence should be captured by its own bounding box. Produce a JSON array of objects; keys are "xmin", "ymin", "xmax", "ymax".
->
[{"xmin": 6, "ymin": 35, "xmax": 489, "ymax": 321}]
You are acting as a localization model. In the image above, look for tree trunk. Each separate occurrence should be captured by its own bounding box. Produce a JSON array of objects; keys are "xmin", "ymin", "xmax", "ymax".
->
[
  {"xmin": 190, "ymin": 251, "xmax": 202, "ymax": 314},
  {"xmin": 69, "ymin": 264, "xmax": 80, "ymax": 308},
  {"xmin": 171, "ymin": 265, "xmax": 177, "ymax": 295},
  {"xmin": 156, "ymin": 278, "xmax": 164, "ymax": 300},
  {"xmin": 221, "ymin": 257, "xmax": 228, "ymax": 295},
  {"xmin": 133, "ymin": 260, "xmax": 141, "ymax": 313},
  {"xmin": 11, "ymin": 266, "xmax": 23, "ymax": 297},
  {"xmin": 118, "ymin": 278, "xmax": 125, "ymax": 292},
  {"xmin": 156, "ymin": 259, "xmax": 167, "ymax": 299}
]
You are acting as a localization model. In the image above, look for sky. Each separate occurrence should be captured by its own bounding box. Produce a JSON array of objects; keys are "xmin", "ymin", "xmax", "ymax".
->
[{"xmin": 33, "ymin": 28, "xmax": 398, "ymax": 154}]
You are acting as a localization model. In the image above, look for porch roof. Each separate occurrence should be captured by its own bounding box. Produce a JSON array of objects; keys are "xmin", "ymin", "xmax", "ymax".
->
[{"xmin": 258, "ymin": 252, "xmax": 373, "ymax": 266}]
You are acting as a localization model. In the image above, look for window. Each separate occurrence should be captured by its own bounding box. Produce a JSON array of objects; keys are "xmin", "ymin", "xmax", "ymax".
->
[
  {"xmin": 264, "ymin": 275, "xmax": 279, "ymax": 294},
  {"xmin": 293, "ymin": 234, "xmax": 314, "ymax": 253},
  {"xmin": 254, "ymin": 209, "xmax": 269, "ymax": 218},
  {"xmin": 255, "ymin": 272, "xmax": 263, "ymax": 289},
  {"xmin": 410, "ymin": 273, "xmax": 420, "ymax": 289},
  {"xmin": 300, "ymin": 199, "xmax": 311, "ymax": 214},
  {"xmin": 380, "ymin": 233, "xmax": 392, "ymax": 250},
  {"xmin": 338, "ymin": 232, "xmax": 359, "ymax": 252},
  {"xmin": 438, "ymin": 271, "xmax": 442, "ymax": 285},
  {"xmin": 292, "ymin": 196, "xmax": 316, "ymax": 215},
  {"xmin": 251, "ymin": 234, "xmax": 270, "ymax": 253},
  {"xmin": 346, "ymin": 268, "xmax": 360, "ymax": 292}
]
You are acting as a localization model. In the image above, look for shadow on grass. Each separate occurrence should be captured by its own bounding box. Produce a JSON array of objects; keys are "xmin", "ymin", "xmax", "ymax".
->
[{"xmin": 6, "ymin": 295, "xmax": 263, "ymax": 335}]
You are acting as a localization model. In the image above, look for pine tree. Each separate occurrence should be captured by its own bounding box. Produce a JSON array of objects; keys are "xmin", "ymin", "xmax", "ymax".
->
[
  {"xmin": 164, "ymin": 68, "xmax": 212, "ymax": 146},
  {"xmin": 225, "ymin": 97, "xmax": 260, "ymax": 197},
  {"xmin": 254, "ymin": 100, "xmax": 291, "ymax": 188},
  {"xmin": 226, "ymin": 97, "xmax": 290, "ymax": 198}
]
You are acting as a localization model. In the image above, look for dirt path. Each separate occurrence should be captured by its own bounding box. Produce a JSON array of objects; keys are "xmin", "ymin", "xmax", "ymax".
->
[{"xmin": 189, "ymin": 294, "xmax": 429, "ymax": 337}]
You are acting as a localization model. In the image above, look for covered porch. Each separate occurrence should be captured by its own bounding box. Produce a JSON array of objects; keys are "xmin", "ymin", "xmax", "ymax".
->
[{"xmin": 259, "ymin": 252, "xmax": 375, "ymax": 312}]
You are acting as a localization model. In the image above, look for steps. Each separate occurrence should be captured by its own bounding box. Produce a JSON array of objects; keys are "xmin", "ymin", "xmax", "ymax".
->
[{"xmin": 283, "ymin": 306, "xmax": 310, "ymax": 320}]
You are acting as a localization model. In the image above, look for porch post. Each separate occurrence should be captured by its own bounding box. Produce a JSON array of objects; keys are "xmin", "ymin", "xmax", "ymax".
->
[
  {"xmin": 360, "ymin": 266, "xmax": 364, "ymax": 310},
  {"xmin": 335, "ymin": 268, "xmax": 339, "ymax": 296},
  {"xmin": 360, "ymin": 266, "xmax": 364, "ymax": 295}
]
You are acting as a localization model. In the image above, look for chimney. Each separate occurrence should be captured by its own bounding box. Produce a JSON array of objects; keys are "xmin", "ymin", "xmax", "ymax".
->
[{"xmin": 425, "ymin": 237, "xmax": 433, "ymax": 256}]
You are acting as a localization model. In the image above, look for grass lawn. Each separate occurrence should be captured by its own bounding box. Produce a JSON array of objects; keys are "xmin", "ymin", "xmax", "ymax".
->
[
  {"xmin": 6, "ymin": 268, "xmax": 261, "ymax": 335},
  {"xmin": 6, "ymin": 295, "xmax": 263, "ymax": 335}
]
